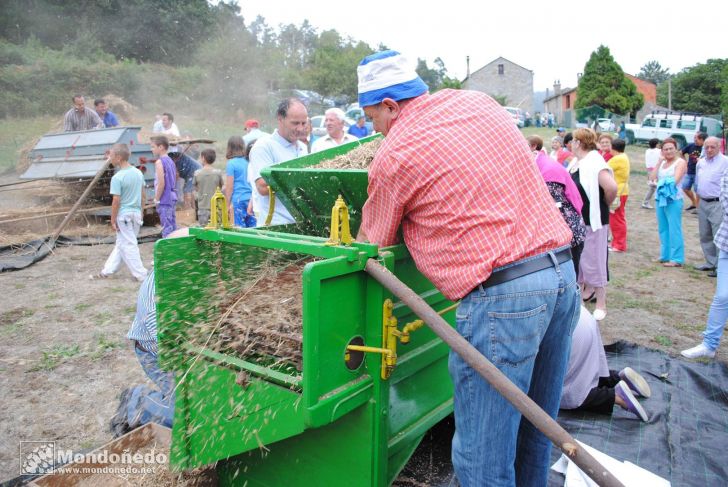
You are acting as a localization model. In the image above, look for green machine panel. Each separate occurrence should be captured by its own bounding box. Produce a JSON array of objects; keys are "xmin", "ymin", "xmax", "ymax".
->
[{"xmin": 155, "ymin": 138, "xmax": 455, "ymax": 486}]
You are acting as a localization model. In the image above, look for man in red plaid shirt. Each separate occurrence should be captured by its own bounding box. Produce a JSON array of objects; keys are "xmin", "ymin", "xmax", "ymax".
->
[{"xmin": 357, "ymin": 50, "xmax": 580, "ymax": 487}]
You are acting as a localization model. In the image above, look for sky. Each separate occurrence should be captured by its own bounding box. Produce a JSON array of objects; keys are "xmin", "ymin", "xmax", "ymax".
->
[{"xmin": 239, "ymin": 0, "xmax": 727, "ymax": 92}]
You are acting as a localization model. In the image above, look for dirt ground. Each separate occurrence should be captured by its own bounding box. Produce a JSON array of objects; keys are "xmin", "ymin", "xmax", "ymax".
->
[{"xmin": 0, "ymin": 149, "xmax": 724, "ymax": 481}]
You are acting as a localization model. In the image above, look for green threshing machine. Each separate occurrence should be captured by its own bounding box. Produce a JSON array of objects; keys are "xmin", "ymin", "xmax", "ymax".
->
[{"xmin": 155, "ymin": 136, "xmax": 457, "ymax": 486}]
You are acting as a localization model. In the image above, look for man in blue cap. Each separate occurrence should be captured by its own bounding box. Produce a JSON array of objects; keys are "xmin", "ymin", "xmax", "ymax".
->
[{"xmin": 356, "ymin": 50, "xmax": 579, "ymax": 487}]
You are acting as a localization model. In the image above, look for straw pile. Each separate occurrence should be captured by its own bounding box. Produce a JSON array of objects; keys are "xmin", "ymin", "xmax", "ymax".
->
[
  {"xmin": 72, "ymin": 444, "xmax": 216, "ymax": 487},
  {"xmin": 214, "ymin": 259, "xmax": 307, "ymax": 370},
  {"xmin": 199, "ymin": 141, "xmax": 384, "ymax": 369},
  {"xmin": 310, "ymin": 138, "xmax": 382, "ymax": 169}
]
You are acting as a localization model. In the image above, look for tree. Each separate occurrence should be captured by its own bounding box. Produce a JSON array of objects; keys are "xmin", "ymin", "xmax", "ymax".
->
[
  {"xmin": 656, "ymin": 59, "xmax": 728, "ymax": 115},
  {"xmin": 305, "ymin": 31, "xmax": 372, "ymax": 101},
  {"xmin": 0, "ymin": 0, "xmax": 222, "ymax": 65},
  {"xmin": 416, "ymin": 58, "xmax": 442, "ymax": 92},
  {"xmin": 575, "ymin": 45, "xmax": 643, "ymax": 115},
  {"xmin": 637, "ymin": 61, "xmax": 670, "ymax": 85},
  {"xmin": 416, "ymin": 57, "xmax": 460, "ymax": 92}
]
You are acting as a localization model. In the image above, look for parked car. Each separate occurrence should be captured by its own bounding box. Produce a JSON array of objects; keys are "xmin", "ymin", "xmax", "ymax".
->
[
  {"xmin": 504, "ymin": 107, "xmax": 525, "ymax": 128},
  {"xmin": 596, "ymin": 118, "xmax": 616, "ymax": 132},
  {"xmin": 625, "ymin": 112, "xmax": 723, "ymax": 149},
  {"xmin": 310, "ymin": 114, "xmax": 356, "ymax": 138}
]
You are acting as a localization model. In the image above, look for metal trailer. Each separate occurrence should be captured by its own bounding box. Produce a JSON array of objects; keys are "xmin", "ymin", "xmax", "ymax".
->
[
  {"xmin": 21, "ymin": 126, "xmax": 156, "ymax": 215},
  {"xmin": 155, "ymin": 135, "xmax": 457, "ymax": 486}
]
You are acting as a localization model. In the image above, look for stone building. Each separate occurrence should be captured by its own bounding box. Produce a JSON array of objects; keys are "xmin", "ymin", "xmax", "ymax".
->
[{"xmin": 462, "ymin": 57, "xmax": 533, "ymax": 111}]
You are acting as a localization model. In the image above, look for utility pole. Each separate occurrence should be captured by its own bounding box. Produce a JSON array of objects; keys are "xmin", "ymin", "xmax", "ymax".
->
[{"xmin": 668, "ymin": 78, "xmax": 672, "ymax": 111}]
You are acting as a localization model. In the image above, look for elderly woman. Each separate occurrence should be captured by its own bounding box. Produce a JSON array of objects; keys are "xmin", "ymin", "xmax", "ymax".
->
[
  {"xmin": 569, "ymin": 128, "xmax": 618, "ymax": 321},
  {"xmin": 649, "ymin": 137, "xmax": 687, "ymax": 267},
  {"xmin": 598, "ymin": 133, "xmax": 614, "ymax": 162}
]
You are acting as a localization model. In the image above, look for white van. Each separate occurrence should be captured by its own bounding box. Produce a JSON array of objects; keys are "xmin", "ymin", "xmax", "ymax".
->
[{"xmin": 625, "ymin": 112, "xmax": 722, "ymax": 148}]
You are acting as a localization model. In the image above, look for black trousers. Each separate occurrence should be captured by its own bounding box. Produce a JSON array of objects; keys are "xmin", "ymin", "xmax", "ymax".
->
[{"xmin": 575, "ymin": 370, "xmax": 619, "ymax": 415}]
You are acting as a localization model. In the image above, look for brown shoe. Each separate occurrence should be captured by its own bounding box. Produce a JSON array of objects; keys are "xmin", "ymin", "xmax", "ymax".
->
[{"xmin": 663, "ymin": 262, "xmax": 682, "ymax": 267}]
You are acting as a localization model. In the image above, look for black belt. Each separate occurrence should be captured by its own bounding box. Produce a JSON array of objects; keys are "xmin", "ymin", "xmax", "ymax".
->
[
  {"xmin": 480, "ymin": 248, "xmax": 572, "ymax": 289},
  {"xmin": 701, "ymin": 197, "xmax": 720, "ymax": 203}
]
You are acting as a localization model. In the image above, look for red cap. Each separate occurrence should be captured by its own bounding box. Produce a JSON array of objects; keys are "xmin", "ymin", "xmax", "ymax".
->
[{"xmin": 245, "ymin": 119, "xmax": 259, "ymax": 129}]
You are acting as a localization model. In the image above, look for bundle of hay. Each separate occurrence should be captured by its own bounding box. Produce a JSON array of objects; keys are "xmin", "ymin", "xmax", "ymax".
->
[
  {"xmin": 213, "ymin": 260, "xmax": 307, "ymax": 370},
  {"xmin": 311, "ymin": 138, "xmax": 382, "ymax": 169}
]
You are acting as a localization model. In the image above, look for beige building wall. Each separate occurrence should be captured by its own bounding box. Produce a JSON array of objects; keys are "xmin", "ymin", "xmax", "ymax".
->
[{"xmin": 462, "ymin": 57, "xmax": 533, "ymax": 111}]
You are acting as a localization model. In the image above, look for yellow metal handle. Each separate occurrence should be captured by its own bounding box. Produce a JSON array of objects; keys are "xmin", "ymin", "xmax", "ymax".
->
[
  {"xmin": 206, "ymin": 188, "xmax": 232, "ymax": 229},
  {"xmin": 264, "ymin": 188, "xmax": 276, "ymax": 227},
  {"xmin": 399, "ymin": 302, "xmax": 459, "ymax": 344},
  {"xmin": 344, "ymin": 299, "xmax": 398, "ymax": 380},
  {"xmin": 326, "ymin": 195, "xmax": 353, "ymax": 246}
]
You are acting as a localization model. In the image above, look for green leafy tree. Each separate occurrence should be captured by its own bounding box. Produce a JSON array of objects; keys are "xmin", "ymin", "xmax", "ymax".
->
[
  {"xmin": 657, "ymin": 58, "xmax": 728, "ymax": 114},
  {"xmin": 575, "ymin": 45, "xmax": 643, "ymax": 115},
  {"xmin": 305, "ymin": 31, "xmax": 372, "ymax": 101},
  {"xmin": 193, "ymin": 4, "xmax": 268, "ymax": 114},
  {"xmin": 637, "ymin": 60, "xmax": 670, "ymax": 85},
  {"xmin": 0, "ymin": 0, "xmax": 220, "ymax": 65},
  {"xmin": 416, "ymin": 57, "xmax": 460, "ymax": 92},
  {"xmin": 490, "ymin": 95, "xmax": 508, "ymax": 106}
]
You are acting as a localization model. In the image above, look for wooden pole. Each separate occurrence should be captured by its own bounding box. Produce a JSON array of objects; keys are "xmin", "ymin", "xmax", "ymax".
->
[
  {"xmin": 364, "ymin": 259, "xmax": 625, "ymax": 487},
  {"xmin": 0, "ymin": 204, "xmax": 155, "ymax": 225},
  {"xmin": 0, "ymin": 205, "xmax": 111, "ymax": 224},
  {"xmin": 48, "ymin": 158, "xmax": 112, "ymax": 247}
]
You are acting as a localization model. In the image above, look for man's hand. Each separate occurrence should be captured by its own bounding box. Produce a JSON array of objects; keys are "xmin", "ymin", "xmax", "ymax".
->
[
  {"xmin": 356, "ymin": 226, "xmax": 368, "ymax": 243},
  {"xmin": 255, "ymin": 177, "xmax": 269, "ymax": 196}
]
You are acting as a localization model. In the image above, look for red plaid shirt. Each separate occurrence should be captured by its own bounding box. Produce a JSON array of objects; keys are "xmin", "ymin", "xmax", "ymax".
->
[{"xmin": 361, "ymin": 90, "xmax": 571, "ymax": 300}]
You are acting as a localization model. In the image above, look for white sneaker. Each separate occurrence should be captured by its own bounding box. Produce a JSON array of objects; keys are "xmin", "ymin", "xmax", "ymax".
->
[
  {"xmin": 619, "ymin": 367, "xmax": 651, "ymax": 398},
  {"xmin": 681, "ymin": 343, "xmax": 716, "ymax": 359}
]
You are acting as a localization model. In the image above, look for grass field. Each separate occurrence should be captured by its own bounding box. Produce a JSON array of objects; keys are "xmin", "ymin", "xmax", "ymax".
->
[{"xmin": 0, "ymin": 116, "xmax": 56, "ymax": 173}]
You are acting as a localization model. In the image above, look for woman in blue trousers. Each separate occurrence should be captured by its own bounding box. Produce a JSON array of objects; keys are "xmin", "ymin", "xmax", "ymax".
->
[{"xmin": 650, "ymin": 138, "xmax": 687, "ymax": 267}]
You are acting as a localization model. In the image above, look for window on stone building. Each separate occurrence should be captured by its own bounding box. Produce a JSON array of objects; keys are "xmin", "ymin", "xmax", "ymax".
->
[{"xmin": 498, "ymin": 64, "xmax": 504, "ymax": 75}]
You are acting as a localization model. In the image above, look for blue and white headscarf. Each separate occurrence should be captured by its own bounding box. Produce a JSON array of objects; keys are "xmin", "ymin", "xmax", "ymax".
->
[{"xmin": 357, "ymin": 50, "xmax": 428, "ymax": 108}]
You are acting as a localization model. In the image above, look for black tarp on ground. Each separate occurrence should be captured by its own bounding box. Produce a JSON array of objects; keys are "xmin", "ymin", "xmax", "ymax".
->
[
  {"xmin": 395, "ymin": 341, "xmax": 728, "ymax": 486},
  {"xmin": 0, "ymin": 228, "xmax": 161, "ymax": 272}
]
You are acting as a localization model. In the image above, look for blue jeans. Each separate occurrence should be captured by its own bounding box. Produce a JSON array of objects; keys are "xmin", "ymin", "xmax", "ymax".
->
[
  {"xmin": 128, "ymin": 346, "xmax": 175, "ymax": 428},
  {"xmin": 233, "ymin": 197, "xmax": 257, "ymax": 228},
  {"xmin": 703, "ymin": 249, "xmax": 728, "ymax": 351},
  {"xmin": 449, "ymin": 250, "xmax": 580, "ymax": 487},
  {"xmin": 656, "ymin": 199, "xmax": 684, "ymax": 264}
]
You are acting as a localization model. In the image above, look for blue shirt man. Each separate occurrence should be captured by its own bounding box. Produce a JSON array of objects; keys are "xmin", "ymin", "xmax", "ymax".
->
[
  {"xmin": 348, "ymin": 117, "xmax": 369, "ymax": 138},
  {"xmin": 94, "ymin": 99, "xmax": 119, "ymax": 127}
]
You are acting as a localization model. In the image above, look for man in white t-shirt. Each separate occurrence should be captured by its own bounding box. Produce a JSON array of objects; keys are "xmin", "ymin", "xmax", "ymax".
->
[
  {"xmin": 641, "ymin": 138, "xmax": 661, "ymax": 209},
  {"xmin": 311, "ymin": 107, "xmax": 358, "ymax": 153},
  {"xmin": 153, "ymin": 112, "xmax": 180, "ymax": 137}
]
